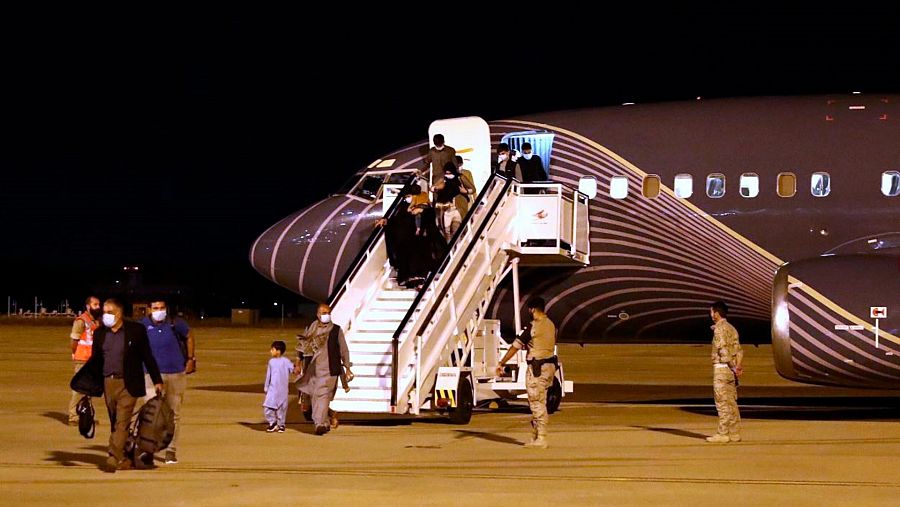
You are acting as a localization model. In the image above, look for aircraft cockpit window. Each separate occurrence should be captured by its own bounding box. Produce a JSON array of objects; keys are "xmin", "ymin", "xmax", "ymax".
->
[
  {"xmin": 609, "ymin": 176, "xmax": 629, "ymax": 199},
  {"xmin": 882, "ymin": 171, "xmax": 900, "ymax": 197},
  {"xmin": 777, "ymin": 172, "xmax": 797, "ymax": 197},
  {"xmin": 674, "ymin": 174, "xmax": 693, "ymax": 198},
  {"xmin": 386, "ymin": 171, "xmax": 415, "ymax": 185},
  {"xmin": 642, "ymin": 175, "xmax": 660, "ymax": 198},
  {"xmin": 352, "ymin": 174, "xmax": 386, "ymax": 200},
  {"xmin": 739, "ymin": 173, "xmax": 759, "ymax": 198},
  {"xmin": 706, "ymin": 174, "xmax": 726, "ymax": 198},
  {"xmin": 811, "ymin": 172, "xmax": 831, "ymax": 197}
]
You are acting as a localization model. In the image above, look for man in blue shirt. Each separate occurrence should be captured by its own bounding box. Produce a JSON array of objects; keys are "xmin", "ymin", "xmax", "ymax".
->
[{"xmin": 139, "ymin": 296, "xmax": 195, "ymax": 465}]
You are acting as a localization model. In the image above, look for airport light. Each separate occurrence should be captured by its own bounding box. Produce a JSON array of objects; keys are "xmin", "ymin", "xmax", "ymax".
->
[{"xmin": 274, "ymin": 302, "xmax": 283, "ymax": 327}]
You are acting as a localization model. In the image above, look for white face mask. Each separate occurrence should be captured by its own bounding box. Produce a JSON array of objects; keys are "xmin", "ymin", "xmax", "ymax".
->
[
  {"xmin": 434, "ymin": 145, "xmax": 444, "ymax": 151},
  {"xmin": 404, "ymin": 196, "xmax": 413, "ymax": 203},
  {"xmin": 444, "ymin": 174, "xmax": 455, "ymax": 179},
  {"xmin": 319, "ymin": 314, "xmax": 331, "ymax": 324},
  {"xmin": 102, "ymin": 313, "xmax": 117, "ymax": 327},
  {"xmin": 498, "ymin": 153, "xmax": 508, "ymax": 163},
  {"xmin": 151, "ymin": 310, "xmax": 167, "ymax": 321},
  {"xmin": 523, "ymin": 153, "xmax": 533, "ymax": 160}
]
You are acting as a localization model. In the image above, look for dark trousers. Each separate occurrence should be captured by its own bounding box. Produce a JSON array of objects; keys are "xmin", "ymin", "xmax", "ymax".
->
[{"xmin": 103, "ymin": 377, "xmax": 137, "ymax": 462}]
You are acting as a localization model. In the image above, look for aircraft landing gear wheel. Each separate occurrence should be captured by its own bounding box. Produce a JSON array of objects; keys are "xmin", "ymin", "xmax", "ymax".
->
[
  {"xmin": 447, "ymin": 376, "xmax": 473, "ymax": 424},
  {"xmin": 547, "ymin": 377, "xmax": 562, "ymax": 414}
]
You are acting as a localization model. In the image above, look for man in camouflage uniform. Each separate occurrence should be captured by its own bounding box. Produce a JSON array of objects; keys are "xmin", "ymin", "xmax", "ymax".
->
[
  {"xmin": 497, "ymin": 297, "xmax": 558, "ymax": 449},
  {"xmin": 707, "ymin": 300, "xmax": 743, "ymax": 443}
]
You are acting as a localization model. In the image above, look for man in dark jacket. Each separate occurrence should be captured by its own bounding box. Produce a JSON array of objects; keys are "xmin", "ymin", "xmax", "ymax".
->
[{"xmin": 72, "ymin": 298, "xmax": 163, "ymax": 472}]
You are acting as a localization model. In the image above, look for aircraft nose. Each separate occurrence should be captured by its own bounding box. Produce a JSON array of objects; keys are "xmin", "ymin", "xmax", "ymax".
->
[{"xmin": 250, "ymin": 195, "xmax": 381, "ymax": 301}]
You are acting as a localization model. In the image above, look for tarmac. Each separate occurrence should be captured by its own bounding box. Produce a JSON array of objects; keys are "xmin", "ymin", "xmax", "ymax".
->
[{"xmin": 1, "ymin": 324, "xmax": 899, "ymax": 506}]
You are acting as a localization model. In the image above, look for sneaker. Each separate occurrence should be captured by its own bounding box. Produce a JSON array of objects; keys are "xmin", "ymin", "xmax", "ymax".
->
[
  {"xmin": 706, "ymin": 434, "xmax": 731, "ymax": 443},
  {"xmin": 277, "ymin": 426, "xmax": 285, "ymax": 433},
  {"xmin": 266, "ymin": 423, "xmax": 278, "ymax": 433},
  {"xmin": 728, "ymin": 434, "xmax": 742, "ymax": 442},
  {"xmin": 315, "ymin": 425, "xmax": 329, "ymax": 436},
  {"xmin": 524, "ymin": 437, "xmax": 548, "ymax": 449},
  {"xmin": 164, "ymin": 451, "xmax": 178, "ymax": 464}
]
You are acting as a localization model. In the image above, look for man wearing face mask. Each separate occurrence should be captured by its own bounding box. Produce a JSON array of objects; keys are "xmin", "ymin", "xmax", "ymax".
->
[
  {"xmin": 424, "ymin": 134, "xmax": 457, "ymax": 186},
  {"xmin": 296, "ymin": 303, "xmax": 351, "ymax": 435},
  {"xmin": 496, "ymin": 297, "xmax": 558, "ymax": 449},
  {"xmin": 493, "ymin": 143, "xmax": 521, "ymax": 181},
  {"xmin": 71, "ymin": 298, "xmax": 163, "ymax": 472},
  {"xmin": 137, "ymin": 297, "xmax": 195, "ymax": 464},
  {"xmin": 67, "ymin": 296, "xmax": 102, "ymax": 425},
  {"xmin": 517, "ymin": 142, "xmax": 547, "ymax": 183}
]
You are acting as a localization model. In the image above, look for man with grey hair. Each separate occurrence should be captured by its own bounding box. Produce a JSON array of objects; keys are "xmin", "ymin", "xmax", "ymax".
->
[{"xmin": 296, "ymin": 304, "xmax": 350, "ymax": 435}]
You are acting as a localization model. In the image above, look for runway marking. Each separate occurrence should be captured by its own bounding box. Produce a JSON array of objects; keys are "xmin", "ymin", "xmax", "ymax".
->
[{"xmin": 2, "ymin": 463, "xmax": 898, "ymax": 488}]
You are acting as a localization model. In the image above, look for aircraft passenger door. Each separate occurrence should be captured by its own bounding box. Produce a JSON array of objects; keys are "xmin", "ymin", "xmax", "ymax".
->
[
  {"xmin": 501, "ymin": 131, "xmax": 555, "ymax": 180},
  {"xmin": 429, "ymin": 117, "xmax": 491, "ymax": 192}
]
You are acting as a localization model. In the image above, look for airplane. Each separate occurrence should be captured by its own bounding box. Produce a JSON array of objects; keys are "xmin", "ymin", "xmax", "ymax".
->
[{"xmin": 251, "ymin": 94, "xmax": 899, "ymax": 392}]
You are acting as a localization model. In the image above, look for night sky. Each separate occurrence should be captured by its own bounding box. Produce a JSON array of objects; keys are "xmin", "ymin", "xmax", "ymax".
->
[{"xmin": 3, "ymin": 9, "xmax": 898, "ymax": 316}]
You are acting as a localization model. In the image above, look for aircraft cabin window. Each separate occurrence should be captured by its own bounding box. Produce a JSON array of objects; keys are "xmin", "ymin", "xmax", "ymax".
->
[
  {"xmin": 609, "ymin": 176, "xmax": 628, "ymax": 199},
  {"xmin": 352, "ymin": 174, "xmax": 386, "ymax": 200},
  {"xmin": 642, "ymin": 175, "xmax": 661, "ymax": 198},
  {"xmin": 811, "ymin": 172, "xmax": 831, "ymax": 197},
  {"xmin": 882, "ymin": 171, "xmax": 900, "ymax": 197},
  {"xmin": 674, "ymin": 174, "xmax": 693, "ymax": 198},
  {"xmin": 706, "ymin": 173, "xmax": 726, "ymax": 198},
  {"xmin": 578, "ymin": 176, "xmax": 598, "ymax": 199},
  {"xmin": 777, "ymin": 172, "xmax": 797, "ymax": 198},
  {"xmin": 739, "ymin": 173, "xmax": 759, "ymax": 198}
]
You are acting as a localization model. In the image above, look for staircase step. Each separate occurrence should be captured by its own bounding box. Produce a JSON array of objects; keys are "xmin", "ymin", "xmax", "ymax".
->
[
  {"xmin": 370, "ymin": 299, "xmax": 416, "ymax": 310},
  {"xmin": 377, "ymin": 290, "xmax": 418, "ymax": 300},
  {"xmin": 347, "ymin": 375, "xmax": 392, "ymax": 388},
  {"xmin": 359, "ymin": 308, "xmax": 408, "ymax": 321},
  {"xmin": 331, "ymin": 387, "xmax": 391, "ymax": 401},
  {"xmin": 349, "ymin": 332, "xmax": 395, "ymax": 344},
  {"xmin": 351, "ymin": 364, "xmax": 392, "ymax": 376},
  {"xmin": 329, "ymin": 399, "xmax": 393, "ymax": 413},
  {"xmin": 348, "ymin": 351, "xmax": 394, "ymax": 365},
  {"xmin": 349, "ymin": 342, "xmax": 393, "ymax": 354},
  {"xmin": 355, "ymin": 320, "xmax": 403, "ymax": 332}
]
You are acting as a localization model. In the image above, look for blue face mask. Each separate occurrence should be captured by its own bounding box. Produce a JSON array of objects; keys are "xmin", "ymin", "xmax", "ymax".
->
[{"xmin": 102, "ymin": 313, "xmax": 117, "ymax": 327}]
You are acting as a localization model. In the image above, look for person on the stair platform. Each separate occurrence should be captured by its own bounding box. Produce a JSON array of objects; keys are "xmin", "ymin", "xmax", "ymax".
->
[
  {"xmin": 432, "ymin": 162, "xmax": 462, "ymax": 241},
  {"xmin": 296, "ymin": 304, "xmax": 351, "ymax": 435}
]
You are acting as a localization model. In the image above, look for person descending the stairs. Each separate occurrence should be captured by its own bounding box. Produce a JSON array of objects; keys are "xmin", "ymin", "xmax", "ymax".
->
[
  {"xmin": 296, "ymin": 304, "xmax": 351, "ymax": 435},
  {"xmin": 496, "ymin": 297, "xmax": 558, "ymax": 449}
]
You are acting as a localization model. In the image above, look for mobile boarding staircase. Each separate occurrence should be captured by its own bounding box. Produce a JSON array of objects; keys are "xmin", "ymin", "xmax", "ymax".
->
[{"xmin": 328, "ymin": 173, "xmax": 590, "ymax": 422}]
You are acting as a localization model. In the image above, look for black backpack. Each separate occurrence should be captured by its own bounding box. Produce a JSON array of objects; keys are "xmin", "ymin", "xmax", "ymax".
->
[
  {"xmin": 76, "ymin": 395, "xmax": 95, "ymax": 439},
  {"xmin": 130, "ymin": 395, "xmax": 175, "ymax": 455}
]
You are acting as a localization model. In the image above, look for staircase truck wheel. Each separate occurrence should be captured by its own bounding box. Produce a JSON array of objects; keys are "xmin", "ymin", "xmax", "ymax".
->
[
  {"xmin": 547, "ymin": 377, "xmax": 562, "ymax": 414},
  {"xmin": 447, "ymin": 376, "xmax": 474, "ymax": 424}
]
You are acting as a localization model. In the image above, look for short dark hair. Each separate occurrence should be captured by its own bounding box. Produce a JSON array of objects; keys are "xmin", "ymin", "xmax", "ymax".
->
[
  {"xmin": 522, "ymin": 142, "xmax": 532, "ymax": 150},
  {"xmin": 455, "ymin": 155, "xmax": 463, "ymax": 165},
  {"xmin": 433, "ymin": 134, "xmax": 444, "ymax": 145},
  {"xmin": 271, "ymin": 341, "xmax": 286, "ymax": 354},
  {"xmin": 527, "ymin": 297, "xmax": 546, "ymax": 312},
  {"xmin": 408, "ymin": 183, "xmax": 422, "ymax": 195},
  {"xmin": 498, "ymin": 142, "xmax": 510, "ymax": 153},
  {"xmin": 443, "ymin": 161, "xmax": 458, "ymax": 174},
  {"xmin": 148, "ymin": 295, "xmax": 167, "ymax": 306},
  {"xmin": 711, "ymin": 300, "xmax": 729, "ymax": 317},
  {"xmin": 104, "ymin": 298, "xmax": 124, "ymax": 311},
  {"xmin": 84, "ymin": 295, "xmax": 99, "ymax": 307}
]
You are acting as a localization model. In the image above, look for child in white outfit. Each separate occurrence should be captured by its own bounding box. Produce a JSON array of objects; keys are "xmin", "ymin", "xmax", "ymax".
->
[{"xmin": 263, "ymin": 341, "xmax": 294, "ymax": 432}]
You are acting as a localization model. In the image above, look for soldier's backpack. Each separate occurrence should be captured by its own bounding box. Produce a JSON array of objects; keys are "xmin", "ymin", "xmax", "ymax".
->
[
  {"xmin": 130, "ymin": 395, "xmax": 175, "ymax": 455},
  {"xmin": 76, "ymin": 395, "xmax": 95, "ymax": 439}
]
